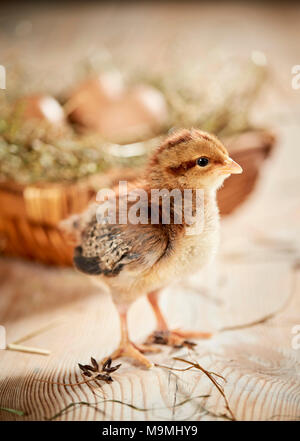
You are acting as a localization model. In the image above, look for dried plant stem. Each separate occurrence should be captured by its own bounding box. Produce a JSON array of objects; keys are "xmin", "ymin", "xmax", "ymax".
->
[
  {"xmin": 220, "ymin": 272, "xmax": 296, "ymax": 333},
  {"xmin": 47, "ymin": 395, "xmax": 210, "ymax": 421},
  {"xmin": 173, "ymin": 357, "xmax": 236, "ymax": 421},
  {"xmin": 13, "ymin": 319, "xmax": 63, "ymax": 344},
  {"xmin": 220, "ymin": 313, "xmax": 275, "ymax": 333},
  {"xmin": 155, "ymin": 363, "xmax": 226, "ymax": 381},
  {"xmin": 47, "ymin": 401, "xmax": 105, "ymax": 421},
  {"xmin": 7, "ymin": 343, "xmax": 50, "ymax": 356},
  {"xmin": 0, "ymin": 406, "xmax": 26, "ymax": 417},
  {"xmin": 6, "ymin": 319, "xmax": 64, "ymax": 356},
  {"xmin": 268, "ymin": 414, "xmax": 300, "ymax": 421}
]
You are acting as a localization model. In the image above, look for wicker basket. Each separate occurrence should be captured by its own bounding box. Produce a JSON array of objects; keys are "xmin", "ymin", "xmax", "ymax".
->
[{"xmin": 0, "ymin": 130, "xmax": 275, "ymax": 266}]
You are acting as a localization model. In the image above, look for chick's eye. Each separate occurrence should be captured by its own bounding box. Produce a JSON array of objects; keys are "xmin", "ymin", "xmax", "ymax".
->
[{"xmin": 196, "ymin": 157, "xmax": 209, "ymax": 167}]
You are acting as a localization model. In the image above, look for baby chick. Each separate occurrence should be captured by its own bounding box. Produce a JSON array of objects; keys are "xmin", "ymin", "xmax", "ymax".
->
[{"xmin": 64, "ymin": 129, "xmax": 242, "ymax": 368}]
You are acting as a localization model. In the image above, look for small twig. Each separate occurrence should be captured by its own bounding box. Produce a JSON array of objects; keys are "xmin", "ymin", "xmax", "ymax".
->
[
  {"xmin": 155, "ymin": 363, "xmax": 226, "ymax": 381},
  {"xmin": 7, "ymin": 343, "xmax": 50, "ymax": 356},
  {"xmin": 220, "ymin": 313, "xmax": 276, "ymax": 333},
  {"xmin": 220, "ymin": 272, "xmax": 296, "ymax": 333},
  {"xmin": 268, "ymin": 414, "xmax": 300, "ymax": 421},
  {"xmin": 6, "ymin": 319, "xmax": 64, "ymax": 356},
  {"xmin": 13, "ymin": 319, "xmax": 63, "ymax": 344},
  {"xmin": 46, "ymin": 401, "xmax": 105, "ymax": 421},
  {"xmin": 47, "ymin": 395, "xmax": 210, "ymax": 421},
  {"xmin": 155, "ymin": 363, "xmax": 195, "ymax": 372},
  {"xmin": 0, "ymin": 406, "xmax": 26, "ymax": 417},
  {"xmin": 173, "ymin": 357, "xmax": 236, "ymax": 421}
]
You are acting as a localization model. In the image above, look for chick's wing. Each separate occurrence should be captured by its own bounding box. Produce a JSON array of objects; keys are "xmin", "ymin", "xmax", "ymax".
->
[{"xmin": 74, "ymin": 217, "xmax": 169, "ymax": 277}]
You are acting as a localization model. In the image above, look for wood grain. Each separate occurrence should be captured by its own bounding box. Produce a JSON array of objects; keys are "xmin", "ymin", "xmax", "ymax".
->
[
  {"xmin": 0, "ymin": 1, "xmax": 300, "ymax": 421},
  {"xmin": 0, "ymin": 243, "xmax": 299, "ymax": 421}
]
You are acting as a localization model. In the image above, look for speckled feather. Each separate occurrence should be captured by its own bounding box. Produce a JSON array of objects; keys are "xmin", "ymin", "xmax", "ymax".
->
[{"xmin": 74, "ymin": 213, "xmax": 170, "ymax": 278}]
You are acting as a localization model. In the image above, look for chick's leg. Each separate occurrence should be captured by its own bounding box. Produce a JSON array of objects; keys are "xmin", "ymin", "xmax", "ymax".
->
[
  {"xmin": 103, "ymin": 303, "xmax": 157, "ymax": 369},
  {"xmin": 147, "ymin": 290, "xmax": 169, "ymax": 331},
  {"xmin": 146, "ymin": 290, "xmax": 212, "ymax": 347}
]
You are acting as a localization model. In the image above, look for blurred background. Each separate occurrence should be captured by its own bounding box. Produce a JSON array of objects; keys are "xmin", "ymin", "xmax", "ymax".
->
[{"xmin": 0, "ymin": 1, "xmax": 300, "ymax": 421}]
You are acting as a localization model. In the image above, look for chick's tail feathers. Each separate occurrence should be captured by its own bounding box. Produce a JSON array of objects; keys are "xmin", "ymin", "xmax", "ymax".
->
[{"xmin": 73, "ymin": 246, "xmax": 102, "ymax": 275}]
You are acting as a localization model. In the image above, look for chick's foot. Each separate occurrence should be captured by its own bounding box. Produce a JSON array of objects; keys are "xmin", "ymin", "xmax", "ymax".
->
[
  {"xmin": 103, "ymin": 341, "xmax": 155, "ymax": 369},
  {"xmin": 145, "ymin": 329, "xmax": 211, "ymax": 349},
  {"xmin": 102, "ymin": 306, "xmax": 159, "ymax": 369},
  {"xmin": 146, "ymin": 291, "xmax": 212, "ymax": 348}
]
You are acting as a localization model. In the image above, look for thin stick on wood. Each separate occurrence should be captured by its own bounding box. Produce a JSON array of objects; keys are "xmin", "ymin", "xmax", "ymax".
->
[
  {"xmin": 0, "ymin": 406, "xmax": 26, "ymax": 417},
  {"xmin": 47, "ymin": 401, "xmax": 105, "ymax": 421},
  {"xmin": 12, "ymin": 319, "xmax": 64, "ymax": 344},
  {"xmin": 155, "ymin": 363, "xmax": 227, "ymax": 381},
  {"xmin": 173, "ymin": 357, "xmax": 236, "ymax": 421},
  {"xmin": 6, "ymin": 318, "xmax": 65, "ymax": 356},
  {"xmin": 47, "ymin": 395, "xmax": 211, "ymax": 421},
  {"xmin": 220, "ymin": 272, "xmax": 296, "ymax": 332},
  {"xmin": 7, "ymin": 343, "xmax": 50, "ymax": 356}
]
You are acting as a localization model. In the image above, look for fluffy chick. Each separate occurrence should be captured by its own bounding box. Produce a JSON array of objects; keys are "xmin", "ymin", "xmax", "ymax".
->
[{"xmin": 63, "ymin": 129, "xmax": 242, "ymax": 368}]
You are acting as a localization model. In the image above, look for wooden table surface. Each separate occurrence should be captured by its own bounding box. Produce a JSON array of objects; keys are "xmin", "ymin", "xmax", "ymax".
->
[{"xmin": 0, "ymin": 1, "xmax": 300, "ymax": 421}]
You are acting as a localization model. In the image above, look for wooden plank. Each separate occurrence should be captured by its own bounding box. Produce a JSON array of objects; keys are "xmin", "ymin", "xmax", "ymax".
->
[
  {"xmin": 0, "ymin": 1, "xmax": 300, "ymax": 422},
  {"xmin": 0, "ymin": 256, "xmax": 299, "ymax": 421}
]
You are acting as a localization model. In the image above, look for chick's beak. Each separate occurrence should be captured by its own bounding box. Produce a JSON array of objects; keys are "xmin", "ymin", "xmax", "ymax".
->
[{"xmin": 220, "ymin": 157, "xmax": 243, "ymax": 175}]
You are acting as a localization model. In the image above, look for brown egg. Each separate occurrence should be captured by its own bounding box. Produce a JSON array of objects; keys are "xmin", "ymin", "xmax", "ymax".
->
[
  {"xmin": 66, "ymin": 71, "xmax": 124, "ymax": 129},
  {"xmin": 67, "ymin": 72, "xmax": 169, "ymax": 142},
  {"xmin": 15, "ymin": 95, "xmax": 65, "ymax": 124}
]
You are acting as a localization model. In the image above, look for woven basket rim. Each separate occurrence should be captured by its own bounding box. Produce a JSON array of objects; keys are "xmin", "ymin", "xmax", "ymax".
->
[{"xmin": 0, "ymin": 128, "xmax": 276, "ymax": 193}]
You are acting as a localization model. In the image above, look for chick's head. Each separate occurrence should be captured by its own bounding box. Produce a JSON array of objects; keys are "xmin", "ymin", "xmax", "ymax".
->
[{"xmin": 148, "ymin": 129, "xmax": 242, "ymax": 191}]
